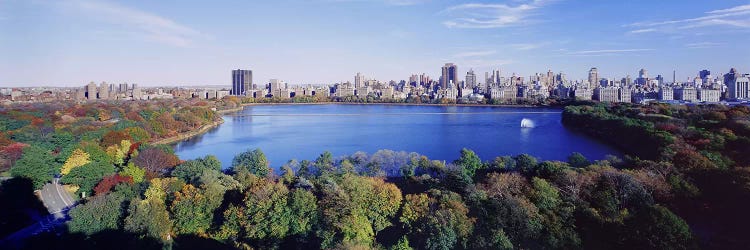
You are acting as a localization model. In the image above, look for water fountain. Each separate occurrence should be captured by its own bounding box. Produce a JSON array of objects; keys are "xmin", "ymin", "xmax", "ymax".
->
[{"xmin": 521, "ymin": 118, "xmax": 535, "ymax": 128}]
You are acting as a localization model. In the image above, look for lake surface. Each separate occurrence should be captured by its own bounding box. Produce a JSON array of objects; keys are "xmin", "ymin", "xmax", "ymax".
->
[{"xmin": 174, "ymin": 104, "xmax": 619, "ymax": 169}]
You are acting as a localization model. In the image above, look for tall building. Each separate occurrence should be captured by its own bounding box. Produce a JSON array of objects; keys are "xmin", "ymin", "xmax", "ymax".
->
[
  {"xmin": 465, "ymin": 69, "xmax": 476, "ymax": 89},
  {"xmin": 726, "ymin": 70, "xmax": 750, "ymax": 100},
  {"xmin": 699, "ymin": 70, "xmax": 711, "ymax": 81},
  {"xmin": 231, "ymin": 69, "xmax": 253, "ymax": 96},
  {"xmin": 441, "ymin": 63, "xmax": 458, "ymax": 89},
  {"xmin": 86, "ymin": 82, "xmax": 97, "ymax": 100},
  {"xmin": 588, "ymin": 68, "xmax": 598, "ymax": 88},
  {"xmin": 636, "ymin": 68, "xmax": 649, "ymax": 85},
  {"xmin": 99, "ymin": 82, "xmax": 109, "ymax": 100},
  {"xmin": 355, "ymin": 72, "xmax": 365, "ymax": 88}
]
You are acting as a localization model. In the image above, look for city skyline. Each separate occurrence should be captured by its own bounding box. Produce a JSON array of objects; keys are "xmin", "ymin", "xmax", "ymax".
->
[{"xmin": 1, "ymin": 0, "xmax": 749, "ymax": 87}]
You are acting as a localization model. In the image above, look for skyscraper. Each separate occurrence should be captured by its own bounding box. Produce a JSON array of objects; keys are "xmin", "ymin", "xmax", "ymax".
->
[
  {"xmin": 231, "ymin": 69, "xmax": 253, "ymax": 96},
  {"xmin": 86, "ymin": 82, "xmax": 97, "ymax": 100},
  {"xmin": 441, "ymin": 63, "xmax": 458, "ymax": 89},
  {"xmin": 699, "ymin": 70, "xmax": 711, "ymax": 80},
  {"xmin": 99, "ymin": 82, "xmax": 109, "ymax": 100},
  {"xmin": 465, "ymin": 69, "xmax": 476, "ymax": 89},
  {"xmin": 355, "ymin": 72, "xmax": 365, "ymax": 89},
  {"xmin": 588, "ymin": 68, "xmax": 599, "ymax": 88}
]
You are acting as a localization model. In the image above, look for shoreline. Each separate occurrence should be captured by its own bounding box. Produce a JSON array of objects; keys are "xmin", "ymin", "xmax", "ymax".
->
[
  {"xmin": 238, "ymin": 102, "xmax": 549, "ymax": 108},
  {"xmin": 157, "ymin": 102, "xmax": 559, "ymax": 146},
  {"xmin": 151, "ymin": 119, "xmax": 224, "ymax": 145}
]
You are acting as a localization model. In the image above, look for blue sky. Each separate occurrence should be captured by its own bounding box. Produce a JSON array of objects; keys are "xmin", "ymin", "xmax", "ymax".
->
[{"xmin": 0, "ymin": 0, "xmax": 748, "ymax": 87}]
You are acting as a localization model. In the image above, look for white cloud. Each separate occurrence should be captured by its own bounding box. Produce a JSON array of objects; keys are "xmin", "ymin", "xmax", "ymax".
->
[
  {"xmin": 327, "ymin": 0, "xmax": 429, "ymax": 6},
  {"xmin": 628, "ymin": 28, "xmax": 657, "ymax": 34},
  {"xmin": 511, "ymin": 43, "xmax": 544, "ymax": 50},
  {"xmin": 440, "ymin": 0, "xmax": 558, "ymax": 28},
  {"xmin": 567, "ymin": 49, "xmax": 654, "ymax": 56},
  {"xmin": 61, "ymin": 0, "xmax": 203, "ymax": 47},
  {"xmin": 685, "ymin": 42, "xmax": 724, "ymax": 49},
  {"xmin": 626, "ymin": 4, "xmax": 750, "ymax": 33},
  {"xmin": 453, "ymin": 50, "xmax": 497, "ymax": 58}
]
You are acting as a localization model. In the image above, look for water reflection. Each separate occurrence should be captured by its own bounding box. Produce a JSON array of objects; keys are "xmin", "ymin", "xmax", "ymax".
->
[{"xmin": 175, "ymin": 104, "xmax": 621, "ymax": 169}]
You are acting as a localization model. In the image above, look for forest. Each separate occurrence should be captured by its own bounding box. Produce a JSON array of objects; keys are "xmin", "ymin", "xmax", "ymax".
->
[{"xmin": 0, "ymin": 100, "xmax": 748, "ymax": 249}]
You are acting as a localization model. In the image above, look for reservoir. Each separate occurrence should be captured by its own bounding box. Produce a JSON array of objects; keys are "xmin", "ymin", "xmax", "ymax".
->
[{"xmin": 174, "ymin": 104, "xmax": 619, "ymax": 169}]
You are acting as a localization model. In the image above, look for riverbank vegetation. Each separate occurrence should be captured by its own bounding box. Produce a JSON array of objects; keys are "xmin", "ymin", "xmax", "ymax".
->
[
  {"xmin": 563, "ymin": 102, "xmax": 750, "ymax": 249},
  {"xmin": 1, "ymin": 101, "xmax": 748, "ymax": 249},
  {"xmin": 18, "ymin": 146, "xmax": 697, "ymax": 250}
]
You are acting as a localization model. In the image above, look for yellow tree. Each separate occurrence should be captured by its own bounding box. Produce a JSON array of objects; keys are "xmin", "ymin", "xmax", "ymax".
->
[
  {"xmin": 61, "ymin": 148, "xmax": 91, "ymax": 175},
  {"xmin": 106, "ymin": 140, "xmax": 132, "ymax": 167}
]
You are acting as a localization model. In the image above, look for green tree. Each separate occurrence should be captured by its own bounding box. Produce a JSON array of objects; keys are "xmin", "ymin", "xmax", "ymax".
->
[
  {"xmin": 453, "ymin": 148, "xmax": 483, "ymax": 178},
  {"xmin": 171, "ymin": 184, "xmax": 212, "ymax": 235},
  {"xmin": 68, "ymin": 189, "xmax": 130, "ymax": 235},
  {"xmin": 173, "ymin": 155, "xmax": 222, "ymax": 184},
  {"xmin": 124, "ymin": 179, "xmax": 174, "ymax": 242},
  {"xmin": 567, "ymin": 152, "xmax": 590, "ymax": 168},
  {"xmin": 61, "ymin": 161, "xmax": 116, "ymax": 197},
  {"xmin": 288, "ymin": 188, "xmax": 318, "ymax": 236},
  {"xmin": 120, "ymin": 163, "xmax": 145, "ymax": 183},
  {"xmin": 529, "ymin": 177, "xmax": 580, "ymax": 249},
  {"xmin": 315, "ymin": 151, "xmax": 335, "ymax": 176},
  {"xmin": 10, "ymin": 145, "xmax": 55, "ymax": 189},
  {"xmin": 402, "ymin": 189, "xmax": 474, "ymax": 250},
  {"xmin": 231, "ymin": 148, "xmax": 270, "ymax": 177},
  {"xmin": 241, "ymin": 180, "xmax": 291, "ymax": 247},
  {"xmin": 624, "ymin": 205, "xmax": 695, "ymax": 249}
]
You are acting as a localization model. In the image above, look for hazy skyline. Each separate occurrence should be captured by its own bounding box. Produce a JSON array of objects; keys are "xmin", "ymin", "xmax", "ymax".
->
[{"xmin": 0, "ymin": 0, "xmax": 748, "ymax": 87}]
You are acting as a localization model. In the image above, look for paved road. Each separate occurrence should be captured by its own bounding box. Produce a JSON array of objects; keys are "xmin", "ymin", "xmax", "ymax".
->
[
  {"xmin": 0, "ymin": 178, "xmax": 76, "ymax": 248},
  {"xmin": 39, "ymin": 178, "xmax": 75, "ymax": 218}
]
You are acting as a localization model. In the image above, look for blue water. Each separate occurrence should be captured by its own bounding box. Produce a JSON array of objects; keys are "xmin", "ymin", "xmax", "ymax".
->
[{"xmin": 174, "ymin": 104, "xmax": 619, "ymax": 169}]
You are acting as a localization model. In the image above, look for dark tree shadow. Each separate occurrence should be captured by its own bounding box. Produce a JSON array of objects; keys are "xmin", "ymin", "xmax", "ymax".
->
[
  {"xmin": 0, "ymin": 178, "xmax": 49, "ymax": 238},
  {"xmin": 173, "ymin": 234, "xmax": 234, "ymax": 250},
  {"xmin": 21, "ymin": 230, "xmax": 162, "ymax": 250}
]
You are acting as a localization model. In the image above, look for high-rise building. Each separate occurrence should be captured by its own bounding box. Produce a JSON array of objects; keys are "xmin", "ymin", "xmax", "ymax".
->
[
  {"xmin": 588, "ymin": 68, "xmax": 599, "ymax": 88},
  {"xmin": 726, "ymin": 69, "xmax": 749, "ymax": 100},
  {"xmin": 355, "ymin": 72, "xmax": 365, "ymax": 88},
  {"xmin": 86, "ymin": 82, "xmax": 97, "ymax": 100},
  {"xmin": 699, "ymin": 70, "xmax": 711, "ymax": 81},
  {"xmin": 441, "ymin": 63, "xmax": 458, "ymax": 89},
  {"xmin": 231, "ymin": 69, "xmax": 253, "ymax": 96},
  {"xmin": 465, "ymin": 69, "xmax": 476, "ymax": 89},
  {"xmin": 99, "ymin": 82, "xmax": 109, "ymax": 100}
]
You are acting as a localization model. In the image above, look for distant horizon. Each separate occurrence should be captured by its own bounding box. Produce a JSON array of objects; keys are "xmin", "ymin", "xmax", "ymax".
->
[
  {"xmin": 1, "ymin": 64, "xmax": 745, "ymax": 88},
  {"xmin": 1, "ymin": 0, "xmax": 749, "ymax": 87}
]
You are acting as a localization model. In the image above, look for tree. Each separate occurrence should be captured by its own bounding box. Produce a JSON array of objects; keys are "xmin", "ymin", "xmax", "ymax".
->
[
  {"xmin": 515, "ymin": 154, "xmax": 538, "ymax": 175},
  {"xmin": 61, "ymin": 161, "xmax": 116, "ymax": 197},
  {"xmin": 68, "ymin": 190, "xmax": 130, "ymax": 235},
  {"xmin": 237, "ymin": 179, "xmax": 292, "ymax": 247},
  {"xmin": 93, "ymin": 174, "xmax": 133, "ymax": 196},
  {"xmin": 453, "ymin": 148, "xmax": 482, "ymax": 178},
  {"xmin": 624, "ymin": 205, "xmax": 695, "ymax": 249},
  {"xmin": 317, "ymin": 181, "xmax": 374, "ymax": 248},
  {"xmin": 106, "ymin": 140, "xmax": 132, "ymax": 167},
  {"xmin": 133, "ymin": 147, "xmax": 180, "ymax": 179},
  {"xmin": 10, "ymin": 145, "xmax": 55, "ymax": 189},
  {"xmin": 231, "ymin": 148, "xmax": 270, "ymax": 177},
  {"xmin": 529, "ymin": 177, "xmax": 580, "ymax": 249},
  {"xmin": 401, "ymin": 189, "xmax": 474, "ymax": 250},
  {"xmin": 172, "ymin": 155, "xmax": 222, "ymax": 184},
  {"xmin": 315, "ymin": 151, "xmax": 335, "ymax": 176},
  {"xmin": 61, "ymin": 148, "xmax": 91, "ymax": 175},
  {"xmin": 391, "ymin": 236, "xmax": 413, "ymax": 250},
  {"xmin": 124, "ymin": 179, "xmax": 174, "ymax": 242},
  {"xmin": 101, "ymin": 130, "xmax": 132, "ymax": 148},
  {"xmin": 288, "ymin": 188, "xmax": 318, "ymax": 236},
  {"xmin": 339, "ymin": 175, "xmax": 403, "ymax": 234},
  {"xmin": 567, "ymin": 152, "xmax": 590, "ymax": 168},
  {"xmin": 171, "ymin": 184, "xmax": 213, "ymax": 235},
  {"xmin": 120, "ymin": 163, "xmax": 145, "ymax": 183}
]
